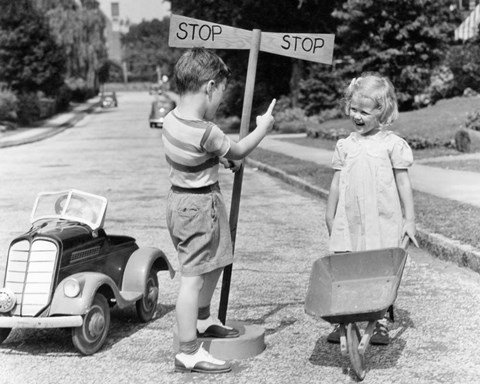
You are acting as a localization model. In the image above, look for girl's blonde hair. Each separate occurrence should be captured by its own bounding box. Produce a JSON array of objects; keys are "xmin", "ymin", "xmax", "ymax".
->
[{"xmin": 344, "ymin": 72, "xmax": 399, "ymax": 127}]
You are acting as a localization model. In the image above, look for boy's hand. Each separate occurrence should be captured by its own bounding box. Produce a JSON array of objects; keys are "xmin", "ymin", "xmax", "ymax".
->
[
  {"xmin": 219, "ymin": 158, "xmax": 242, "ymax": 172},
  {"xmin": 256, "ymin": 99, "xmax": 276, "ymax": 131}
]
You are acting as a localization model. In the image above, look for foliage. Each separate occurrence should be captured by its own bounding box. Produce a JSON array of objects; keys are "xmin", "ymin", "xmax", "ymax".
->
[
  {"xmin": 43, "ymin": 0, "xmax": 107, "ymax": 92},
  {"xmin": 122, "ymin": 18, "xmax": 179, "ymax": 82},
  {"xmin": 330, "ymin": 0, "xmax": 463, "ymax": 110},
  {"xmin": 465, "ymin": 109, "xmax": 480, "ymax": 131},
  {"xmin": 444, "ymin": 34, "xmax": 480, "ymax": 96},
  {"xmin": 0, "ymin": 90, "xmax": 18, "ymax": 122},
  {"xmin": 0, "ymin": 0, "xmax": 66, "ymax": 96},
  {"xmin": 16, "ymin": 93, "xmax": 42, "ymax": 125}
]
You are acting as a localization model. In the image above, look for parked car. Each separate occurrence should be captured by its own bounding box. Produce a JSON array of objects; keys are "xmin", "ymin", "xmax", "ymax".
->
[
  {"xmin": 0, "ymin": 189, "xmax": 174, "ymax": 355},
  {"xmin": 100, "ymin": 92, "xmax": 118, "ymax": 108},
  {"xmin": 148, "ymin": 83, "xmax": 163, "ymax": 95},
  {"xmin": 149, "ymin": 96, "xmax": 175, "ymax": 128}
]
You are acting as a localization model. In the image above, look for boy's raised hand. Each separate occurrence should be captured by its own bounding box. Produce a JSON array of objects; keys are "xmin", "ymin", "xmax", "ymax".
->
[{"xmin": 256, "ymin": 99, "xmax": 276, "ymax": 131}]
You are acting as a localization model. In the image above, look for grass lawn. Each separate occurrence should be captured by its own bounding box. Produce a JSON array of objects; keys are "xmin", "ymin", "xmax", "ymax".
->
[
  {"xmin": 314, "ymin": 95, "xmax": 480, "ymax": 144},
  {"xmin": 249, "ymin": 147, "xmax": 480, "ymax": 249}
]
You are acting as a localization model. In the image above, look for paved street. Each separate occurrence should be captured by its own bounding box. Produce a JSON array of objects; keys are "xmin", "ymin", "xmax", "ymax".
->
[{"xmin": 1, "ymin": 92, "xmax": 480, "ymax": 384}]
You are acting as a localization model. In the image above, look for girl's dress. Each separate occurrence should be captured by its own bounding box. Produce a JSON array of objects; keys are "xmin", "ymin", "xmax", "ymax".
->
[{"xmin": 330, "ymin": 130, "xmax": 413, "ymax": 252}]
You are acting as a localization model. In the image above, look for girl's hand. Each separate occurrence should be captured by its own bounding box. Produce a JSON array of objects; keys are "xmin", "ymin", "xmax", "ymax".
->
[
  {"xmin": 256, "ymin": 99, "xmax": 276, "ymax": 131},
  {"xmin": 402, "ymin": 221, "xmax": 419, "ymax": 247}
]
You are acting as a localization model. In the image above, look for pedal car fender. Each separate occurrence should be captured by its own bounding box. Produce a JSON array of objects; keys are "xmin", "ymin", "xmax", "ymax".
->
[
  {"xmin": 49, "ymin": 272, "xmax": 119, "ymax": 316},
  {"xmin": 121, "ymin": 247, "xmax": 175, "ymax": 293}
]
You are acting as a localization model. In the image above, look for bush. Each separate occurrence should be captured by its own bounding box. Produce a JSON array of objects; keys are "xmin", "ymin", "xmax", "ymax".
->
[
  {"xmin": 465, "ymin": 110, "xmax": 480, "ymax": 131},
  {"xmin": 65, "ymin": 77, "xmax": 96, "ymax": 102},
  {"xmin": 55, "ymin": 84, "xmax": 72, "ymax": 113},
  {"xmin": 16, "ymin": 93, "xmax": 41, "ymax": 125},
  {"xmin": 0, "ymin": 90, "xmax": 18, "ymax": 122}
]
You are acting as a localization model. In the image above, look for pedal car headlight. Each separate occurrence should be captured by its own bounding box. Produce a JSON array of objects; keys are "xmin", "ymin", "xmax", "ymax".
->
[
  {"xmin": 0, "ymin": 288, "xmax": 16, "ymax": 313},
  {"xmin": 64, "ymin": 279, "xmax": 81, "ymax": 298}
]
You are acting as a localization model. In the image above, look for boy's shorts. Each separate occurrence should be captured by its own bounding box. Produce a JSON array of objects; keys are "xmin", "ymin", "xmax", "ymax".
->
[{"xmin": 166, "ymin": 182, "xmax": 234, "ymax": 276}]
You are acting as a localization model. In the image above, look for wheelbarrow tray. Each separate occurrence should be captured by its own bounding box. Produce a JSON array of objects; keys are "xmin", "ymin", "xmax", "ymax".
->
[{"xmin": 305, "ymin": 247, "xmax": 408, "ymax": 324}]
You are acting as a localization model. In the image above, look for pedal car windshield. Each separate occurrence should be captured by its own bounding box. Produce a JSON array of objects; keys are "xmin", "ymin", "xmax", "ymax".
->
[{"xmin": 30, "ymin": 189, "xmax": 108, "ymax": 230}]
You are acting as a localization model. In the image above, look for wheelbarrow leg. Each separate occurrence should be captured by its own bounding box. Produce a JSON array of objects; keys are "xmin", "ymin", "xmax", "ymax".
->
[
  {"xmin": 346, "ymin": 323, "xmax": 367, "ymax": 381},
  {"xmin": 358, "ymin": 320, "xmax": 376, "ymax": 355},
  {"xmin": 339, "ymin": 324, "xmax": 347, "ymax": 356}
]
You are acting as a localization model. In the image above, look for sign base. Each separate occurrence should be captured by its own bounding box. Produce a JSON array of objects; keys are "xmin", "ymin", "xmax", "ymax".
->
[{"xmin": 173, "ymin": 321, "xmax": 266, "ymax": 360}]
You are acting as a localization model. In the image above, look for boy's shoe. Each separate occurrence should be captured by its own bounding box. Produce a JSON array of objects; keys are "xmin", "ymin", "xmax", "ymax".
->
[
  {"xmin": 174, "ymin": 344, "xmax": 232, "ymax": 374},
  {"xmin": 370, "ymin": 322, "xmax": 389, "ymax": 345},
  {"xmin": 197, "ymin": 316, "xmax": 240, "ymax": 338},
  {"xmin": 326, "ymin": 324, "xmax": 340, "ymax": 343}
]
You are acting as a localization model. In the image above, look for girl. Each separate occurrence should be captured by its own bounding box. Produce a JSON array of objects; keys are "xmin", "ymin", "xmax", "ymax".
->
[{"xmin": 325, "ymin": 73, "xmax": 418, "ymax": 345}]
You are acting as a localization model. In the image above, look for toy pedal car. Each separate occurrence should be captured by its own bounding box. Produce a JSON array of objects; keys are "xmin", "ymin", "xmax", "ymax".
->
[{"xmin": 0, "ymin": 189, "xmax": 174, "ymax": 355}]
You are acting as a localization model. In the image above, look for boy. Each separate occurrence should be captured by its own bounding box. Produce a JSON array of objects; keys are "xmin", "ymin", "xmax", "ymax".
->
[{"xmin": 162, "ymin": 47, "xmax": 276, "ymax": 374}]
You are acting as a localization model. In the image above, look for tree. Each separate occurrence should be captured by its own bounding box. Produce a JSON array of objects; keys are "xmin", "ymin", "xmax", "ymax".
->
[
  {"xmin": 0, "ymin": 0, "xmax": 66, "ymax": 95},
  {"xmin": 332, "ymin": 0, "xmax": 463, "ymax": 110},
  {"xmin": 122, "ymin": 18, "xmax": 179, "ymax": 82},
  {"xmin": 40, "ymin": 0, "xmax": 107, "ymax": 95}
]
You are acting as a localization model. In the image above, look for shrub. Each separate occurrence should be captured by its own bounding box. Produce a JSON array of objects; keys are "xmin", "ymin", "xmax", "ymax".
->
[
  {"xmin": 465, "ymin": 110, "xmax": 480, "ymax": 131},
  {"xmin": 16, "ymin": 93, "xmax": 41, "ymax": 125},
  {"xmin": 0, "ymin": 90, "xmax": 18, "ymax": 122}
]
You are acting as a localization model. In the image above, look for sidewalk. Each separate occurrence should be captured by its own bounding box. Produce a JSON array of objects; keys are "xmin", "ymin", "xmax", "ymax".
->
[
  {"xmin": 0, "ymin": 97, "xmax": 100, "ymax": 148},
  {"xmin": 258, "ymin": 133, "xmax": 480, "ymax": 207},
  {"xmin": 249, "ymin": 133, "xmax": 480, "ymax": 274}
]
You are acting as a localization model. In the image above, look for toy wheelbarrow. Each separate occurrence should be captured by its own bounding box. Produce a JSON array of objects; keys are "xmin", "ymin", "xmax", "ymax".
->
[{"xmin": 305, "ymin": 238, "xmax": 410, "ymax": 380}]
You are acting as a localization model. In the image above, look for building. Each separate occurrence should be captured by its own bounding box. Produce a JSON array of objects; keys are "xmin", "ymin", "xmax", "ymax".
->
[{"xmin": 454, "ymin": 0, "xmax": 480, "ymax": 40}]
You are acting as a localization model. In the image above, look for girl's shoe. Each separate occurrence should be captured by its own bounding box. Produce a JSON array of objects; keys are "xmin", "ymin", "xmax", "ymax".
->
[
  {"xmin": 326, "ymin": 324, "xmax": 340, "ymax": 343},
  {"xmin": 197, "ymin": 316, "xmax": 240, "ymax": 338},
  {"xmin": 370, "ymin": 322, "xmax": 389, "ymax": 345},
  {"xmin": 175, "ymin": 344, "xmax": 232, "ymax": 373}
]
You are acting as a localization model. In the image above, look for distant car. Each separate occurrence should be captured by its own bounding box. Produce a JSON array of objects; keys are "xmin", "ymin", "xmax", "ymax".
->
[
  {"xmin": 148, "ymin": 84, "xmax": 163, "ymax": 95},
  {"xmin": 149, "ymin": 97, "xmax": 175, "ymax": 128},
  {"xmin": 0, "ymin": 189, "xmax": 174, "ymax": 355},
  {"xmin": 100, "ymin": 92, "xmax": 118, "ymax": 108}
]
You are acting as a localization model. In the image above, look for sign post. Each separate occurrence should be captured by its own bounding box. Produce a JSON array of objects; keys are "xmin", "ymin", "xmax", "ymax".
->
[{"xmin": 169, "ymin": 14, "xmax": 334, "ymax": 324}]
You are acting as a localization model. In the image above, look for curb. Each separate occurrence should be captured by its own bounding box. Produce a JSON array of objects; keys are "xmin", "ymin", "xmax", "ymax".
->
[
  {"xmin": 246, "ymin": 158, "xmax": 480, "ymax": 275},
  {"xmin": 0, "ymin": 101, "xmax": 100, "ymax": 149}
]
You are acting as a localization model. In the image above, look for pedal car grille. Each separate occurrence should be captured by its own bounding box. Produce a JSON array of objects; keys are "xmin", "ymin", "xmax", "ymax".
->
[{"xmin": 5, "ymin": 240, "xmax": 58, "ymax": 316}]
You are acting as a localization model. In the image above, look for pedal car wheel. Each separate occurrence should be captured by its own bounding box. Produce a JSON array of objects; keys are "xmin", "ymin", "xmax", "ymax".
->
[
  {"xmin": 0, "ymin": 328, "xmax": 11, "ymax": 344},
  {"xmin": 72, "ymin": 294, "xmax": 110, "ymax": 355},
  {"xmin": 136, "ymin": 270, "xmax": 159, "ymax": 322},
  {"xmin": 347, "ymin": 323, "xmax": 366, "ymax": 381}
]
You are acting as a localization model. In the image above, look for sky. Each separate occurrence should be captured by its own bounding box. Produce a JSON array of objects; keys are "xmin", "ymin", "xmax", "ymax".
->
[{"xmin": 98, "ymin": 0, "xmax": 171, "ymax": 24}]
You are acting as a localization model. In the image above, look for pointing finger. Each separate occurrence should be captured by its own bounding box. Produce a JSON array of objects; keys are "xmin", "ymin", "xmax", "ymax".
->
[{"xmin": 266, "ymin": 98, "xmax": 276, "ymax": 115}]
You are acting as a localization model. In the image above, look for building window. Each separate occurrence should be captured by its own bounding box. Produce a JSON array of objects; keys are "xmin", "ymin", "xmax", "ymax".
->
[{"xmin": 111, "ymin": 2, "xmax": 119, "ymax": 17}]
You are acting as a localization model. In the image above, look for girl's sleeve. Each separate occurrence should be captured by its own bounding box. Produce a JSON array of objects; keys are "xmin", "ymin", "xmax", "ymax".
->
[
  {"xmin": 201, "ymin": 123, "xmax": 231, "ymax": 157},
  {"xmin": 332, "ymin": 139, "xmax": 346, "ymax": 170},
  {"xmin": 391, "ymin": 137, "xmax": 413, "ymax": 169}
]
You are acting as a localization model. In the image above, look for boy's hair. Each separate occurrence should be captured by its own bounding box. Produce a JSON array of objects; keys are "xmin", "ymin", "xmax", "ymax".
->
[
  {"xmin": 173, "ymin": 48, "xmax": 231, "ymax": 95},
  {"xmin": 344, "ymin": 72, "xmax": 399, "ymax": 126}
]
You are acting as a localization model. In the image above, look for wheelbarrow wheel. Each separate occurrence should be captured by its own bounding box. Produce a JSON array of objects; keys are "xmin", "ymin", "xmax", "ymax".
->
[{"xmin": 347, "ymin": 323, "xmax": 366, "ymax": 381}]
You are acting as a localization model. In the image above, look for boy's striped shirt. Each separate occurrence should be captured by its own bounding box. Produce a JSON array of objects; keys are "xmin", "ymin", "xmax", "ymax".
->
[{"xmin": 162, "ymin": 110, "xmax": 230, "ymax": 188}]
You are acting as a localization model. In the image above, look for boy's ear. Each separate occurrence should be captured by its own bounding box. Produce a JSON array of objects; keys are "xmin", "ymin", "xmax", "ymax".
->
[{"xmin": 205, "ymin": 80, "xmax": 215, "ymax": 95}]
